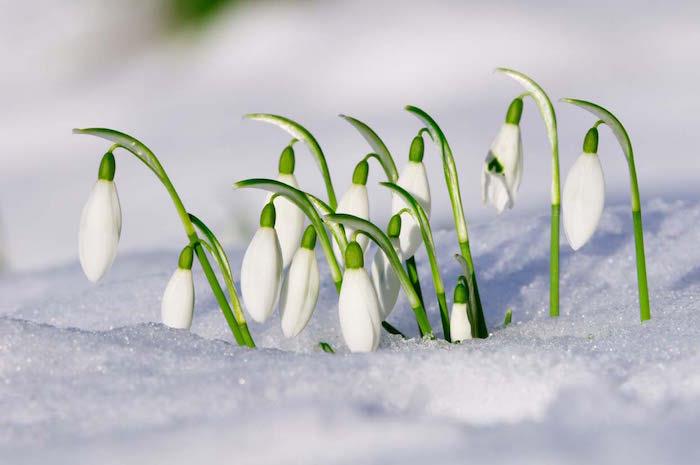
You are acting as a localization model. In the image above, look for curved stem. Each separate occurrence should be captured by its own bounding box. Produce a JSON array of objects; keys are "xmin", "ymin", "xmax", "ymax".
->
[
  {"xmin": 363, "ymin": 152, "xmax": 395, "ymax": 182},
  {"xmin": 73, "ymin": 128, "xmax": 247, "ymax": 345},
  {"xmin": 496, "ymin": 68, "xmax": 561, "ymax": 318},
  {"xmin": 560, "ymin": 98, "xmax": 651, "ymax": 321}
]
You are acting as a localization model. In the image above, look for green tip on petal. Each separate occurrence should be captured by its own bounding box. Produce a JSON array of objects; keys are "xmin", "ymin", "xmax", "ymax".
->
[
  {"xmin": 301, "ymin": 225, "xmax": 317, "ymax": 249},
  {"xmin": 178, "ymin": 245, "xmax": 194, "ymax": 270},
  {"xmin": 387, "ymin": 214, "xmax": 402, "ymax": 238},
  {"xmin": 487, "ymin": 157, "xmax": 504, "ymax": 174},
  {"xmin": 278, "ymin": 145, "xmax": 295, "ymax": 174},
  {"xmin": 453, "ymin": 277, "xmax": 468, "ymax": 304},
  {"xmin": 98, "ymin": 152, "xmax": 116, "ymax": 181},
  {"xmin": 409, "ymin": 135, "xmax": 424, "ymax": 162},
  {"xmin": 344, "ymin": 241, "xmax": 364, "ymax": 269},
  {"xmin": 260, "ymin": 202, "xmax": 276, "ymax": 228},
  {"xmin": 505, "ymin": 97, "xmax": 524, "ymax": 125},
  {"xmin": 352, "ymin": 160, "xmax": 369, "ymax": 185},
  {"xmin": 583, "ymin": 127, "xmax": 599, "ymax": 154}
]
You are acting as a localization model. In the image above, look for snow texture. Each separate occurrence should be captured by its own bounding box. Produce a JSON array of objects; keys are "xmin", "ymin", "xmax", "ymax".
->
[{"xmin": 2, "ymin": 198, "xmax": 699, "ymax": 464}]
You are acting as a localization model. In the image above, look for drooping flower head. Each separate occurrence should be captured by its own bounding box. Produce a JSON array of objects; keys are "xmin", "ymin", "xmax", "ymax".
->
[
  {"xmin": 482, "ymin": 97, "xmax": 524, "ymax": 213},
  {"xmin": 338, "ymin": 241, "xmax": 382, "ymax": 352},
  {"xmin": 332, "ymin": 160, "xmax": 370, "ymax": 265},
  {"xmin": 241, "ymin": 202, "xmax": 283, "ymax": 323},
  {"xmin": 449, "ymin": 277, "xmax": 471, "ymax": 343},
  {"xmin": 391, "ymin": 134, "xmax": 431, "ymax": 257},
  {"xmin": 79, "ymin": 151, "xmax": 122, "ymax": 282},
  {"xmin": 161, "ymin": 245, "xmax": 195, "ymax": 330},
  {"xmin": 563, "ymin": 127, "xmax": 605, "ymax": 250},
  {"xmin": 370, "ymin": 214, "xmax": 402, "ymax": 320},
  {"xmin": 267, "ymin": 145, "xmax": 305, "ymax": 268},
  {"xmin": 280, "ymin": 225, "xmax": 320, "ymax": 338}
]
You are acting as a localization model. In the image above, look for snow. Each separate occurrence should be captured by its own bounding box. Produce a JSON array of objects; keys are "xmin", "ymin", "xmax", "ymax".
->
[{"xmin": 2, "ymin": 198, "xmax": 700, "ymax": 464}]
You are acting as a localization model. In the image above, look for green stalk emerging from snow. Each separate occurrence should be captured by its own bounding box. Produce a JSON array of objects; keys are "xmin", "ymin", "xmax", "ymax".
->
[
  {"xmin": 561, "ymin": 98, "xmax": 651, "ymax": 322},
  {"xmin": 496, "ymin": 68, "xmax": 561, "ymax": 318},
  {"xmin": 73, "ymin": 128, "xmax": 253, "ymax": 347}
]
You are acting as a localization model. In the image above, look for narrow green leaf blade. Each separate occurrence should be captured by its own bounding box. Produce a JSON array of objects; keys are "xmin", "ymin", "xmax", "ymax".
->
[{"xmin": 339, "ymin": 114, "xmax": 398, "ymax": 182}]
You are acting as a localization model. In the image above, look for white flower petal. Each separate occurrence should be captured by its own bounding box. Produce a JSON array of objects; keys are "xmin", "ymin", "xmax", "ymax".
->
[
  {"xmin": 370, "ymin": 237, "xmax": 401, "ymax": 320},
  {"xmin": 481, "ymin": 168, "xmax": 512, "ymax": 214},
  {"xmin": 490, "ymin": 123, "xmax": 523, "ymax": 198},
  {"xmin": 563, "ymin": 153, "xmax": 606, "ymax": 250},
  {"xmin": 390, "ymin": 162, "xmax": 431, "ymax": 257},
  {"xmin": 338, "ymin": 268, "xmax": 382, "ymax": 352},
  {"xmin": 241, "ymin": 227, "xmax": 283, "ymax": 322},
  {"xmin": 266, "ymin": 173, "xmax": 304, "ymax": 268},
  {"xmin": 450, "ymin": 302, "xmax": 472, "ymax": 343},
  {"xmin": 161, "ymin": 268, "xmax": 194, "ymax": 329},
  {"xmin": 79, "ymin": 180, "xmax": 122, "ymax": 282},
  {"xmin": 332, "ymin": 185, "xmax": 370, "ymax": 264},
  {"xmin": 280, "ymin": 248, "xmax": 320, "ymax": 337}
]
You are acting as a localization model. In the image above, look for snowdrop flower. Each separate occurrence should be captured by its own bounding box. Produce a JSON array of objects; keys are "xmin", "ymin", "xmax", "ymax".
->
[
  {"xmin": 161, "ymin": 246, "xmax": 195, "ymax": 329},
  {"xmin": 391, "ymin": 135, "xmax": 431, "ymax": 257},
  {"xmin": 241, "ymin": 202, "xmax": 283, "ymax": 323},
  {"xmin": 266, "ymin": 145, "xmax": 305, "ymax": 268},
  {"xmin": 279, "ymin": 226, "xmax": 320, "ymax": 337},
  {"xmin": 332, "ymin": 160, "xmax": 370, "ymax": 264},
  {"xmin": 338, "ymin": 241, "xmax": 382, "ymax": 352},
  {"xmin": 563, "ymin": 127, "xmax": 605, "ymax": 250},
  {"xmin": 482, "ymin": 97, "xmax": 523, "ymax": 213},
  {"xmin": 79, "ymin": 152, "xmax": 122, "ymax": 282},
  {"xmin": 370, "ymin": 215, "xmax": 402, "ymax": 320},
  {"xmin": 449, "ymin": 278, "xmax": 472, "ymax": 343}
]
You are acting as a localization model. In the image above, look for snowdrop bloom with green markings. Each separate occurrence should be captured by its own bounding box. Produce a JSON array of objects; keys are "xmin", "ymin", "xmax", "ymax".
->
[
  {"xmin": 391, "ymin": 135, "xmax": 431, "ymax": 257},
  {"xmin": 79, "ymin": 152, "xmax": 122, "ymax": 282},
  {"xmin": 482, "ymin": 98, "xmax": 524, "ymax": 213},
  {"xmin": 161, "ymin": 246, "xmax": 195, "ymax": 329},
  {"xmin": 370, "ymin": 215, "xmax": 402, "ymax": 320},
  {"xmin": 266, "ymin": 145, "xmax": 304, "ymax": 268},
  {"xmin": 563, "ymin": 127, "xmax": 605, "ymax": 250},
  {"xmin": 279, "ymin": 226, "xmax": 320, "ymax": 337},
  {"xmin": 339, "ymin": 241, "xmax": 382, "ymax": 352},
  {"xmin": 449, "ymin": 278, "xmax": 471, "ymax": 343},
  {"xmin": 332, "ymin": 160, "xmax": 370, "ymax": 264},
  {"xmin": 241, "ymin": 202, "xmax": 283, "ymax": 323}
]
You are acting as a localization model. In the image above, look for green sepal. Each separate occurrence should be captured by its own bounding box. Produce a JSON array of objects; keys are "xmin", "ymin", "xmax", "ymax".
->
[
  {"xmin": 178, "ymin": 245, "xmax": 194, "ymax": 270},
  {"xmin": 583, "ymin": 127, "xmax": 599, "ymax": 154},
  {"xmin": 344, "ymin": 241, "xmax": 364, "ymax": 269},
  {"xmin": 98, "ymin": 152, "xmax": 116, "ymax": 181},
  {"xmin": 301, "ymin": 225, "xmax": 317, "ymax": 249},
  {"xmin": 453, "ymin": 278, "xmax": 468, "ymax": 304},
  {"xmin": 260, "ymin": 202, "xmax": 276, "ymax": 228},
  {"xmin": 505, "ymin": 97, "xmax": 524, "ymax": 125},
  {"xmin": 387, "ymin": 214, "xmax": 402, "ymax": 238},
  {"xmin": 409, "ymin": 135, "xmax": 424, "ymax": 162},
  {"xmin": 352, "ymin": 160, "xmax": 369, "ymax": 185},
  {"xmin": 278, "ymin": 146, "xmax": 295, "ymax": 174}
]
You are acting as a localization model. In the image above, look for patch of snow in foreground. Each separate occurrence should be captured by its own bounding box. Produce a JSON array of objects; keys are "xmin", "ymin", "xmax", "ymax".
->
[{"xmin": 1, "ymin": 198, "xmax": 699, "ymax": 464}]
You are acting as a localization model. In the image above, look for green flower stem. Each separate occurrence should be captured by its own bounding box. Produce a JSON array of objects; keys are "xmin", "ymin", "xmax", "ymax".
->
[
  {"xmin": 245, "ymin": 114, "xmax": 337, "ymax": 209},
  {"xmin": 326, "ymin": 213, "xmax": 434, "ymax": 338},
  {"xmin": 496, "ymin": 68, "xmax": 561, "ymax": 318},
  {"xmin": 73, "ymin": 128, "xmax": 250, "ymax": 345},
  {"xmin": 379, "ymin": 182, "xmax": 450, "ymax": 340},
  {"xmin": 233, "ymin": 178, "xmax": 343, "ymax": 291},
  {"xmin": 405, "ymin": 256, "xmax": 426, "ymax": 333},
  {"xmin": 561, "ymin": 98, "xmax": 651, "ymax": 322},
  {"xmin": 404, "ymin": 106, "xmax": 488, "ymax": 338}
]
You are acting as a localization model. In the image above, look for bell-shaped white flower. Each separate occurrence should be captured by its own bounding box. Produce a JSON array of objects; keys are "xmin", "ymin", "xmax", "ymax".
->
[
  {"xmin": 332, "ymin": 160, "xmax": 370, "ymax": 264},
  {"xmin": 161, "ymin": 246, "xmax": 195, "ymax": 329},
  {"xmin": 449, "ymin": 279, "xmax": 472, "ymax": 343},
  {"xmin": 391, "ymin": 135, "xmax": 431, "ymax": 257},
  {"xmin": 370, "ymin": 215, "xmax": 402, "ymax": 320},
  {"xmin": 338, "ymin": 241, "xmax": 382, "ymax": 352},
  {"xmin": 279, "ymin": 226, "xmax": 320, "ymax": 337},
  {"xmin": 79, "ymin": 152, "xmax": 122, "ymax": 282},
  {"xmin": 563, "ymin": 128, "xmax": 605, "ymax": 251},
  {"xmin": 266, "ymin": 146, "xmax": 304, "ymax": 268},
  {"xmin": 241, "ymin": 202, "xmax": 283, "ymax": 323},
  {"xmin": 482, "ymin": 98, "xmax": 523, "ymax": 213}
]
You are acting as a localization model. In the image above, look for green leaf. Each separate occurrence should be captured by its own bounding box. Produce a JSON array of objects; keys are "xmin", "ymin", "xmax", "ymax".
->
[
  {"xmin": 233, "ymin": 178, "xmax": 343, "ymax": 288},
  {"xmin": 339, "ymin": 114, "xmax": 398, "ymax": 182},
  {"xmin": 305, "ymin": 192, "xmax": 348, "ymax": 255},
  {"xmin": 244, "ymin": 114, "xmax": 337, "ymax": 209}
]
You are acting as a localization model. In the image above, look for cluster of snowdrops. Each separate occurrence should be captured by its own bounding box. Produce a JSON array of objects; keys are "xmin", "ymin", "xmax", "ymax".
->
[{"xmin": 75, "ymin": 68, "xmax": 651, "ymax": 352}]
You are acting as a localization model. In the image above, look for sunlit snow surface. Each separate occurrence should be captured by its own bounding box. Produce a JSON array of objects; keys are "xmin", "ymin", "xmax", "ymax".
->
[{"xmin": 2, "ymin": 199, "xmax": 700, "ymax": 464}]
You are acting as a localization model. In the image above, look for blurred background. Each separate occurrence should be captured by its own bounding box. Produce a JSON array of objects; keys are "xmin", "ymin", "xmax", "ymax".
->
[{"xmin": 0, "ymin": 0, "xmax": 698, "ymax": 272}]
